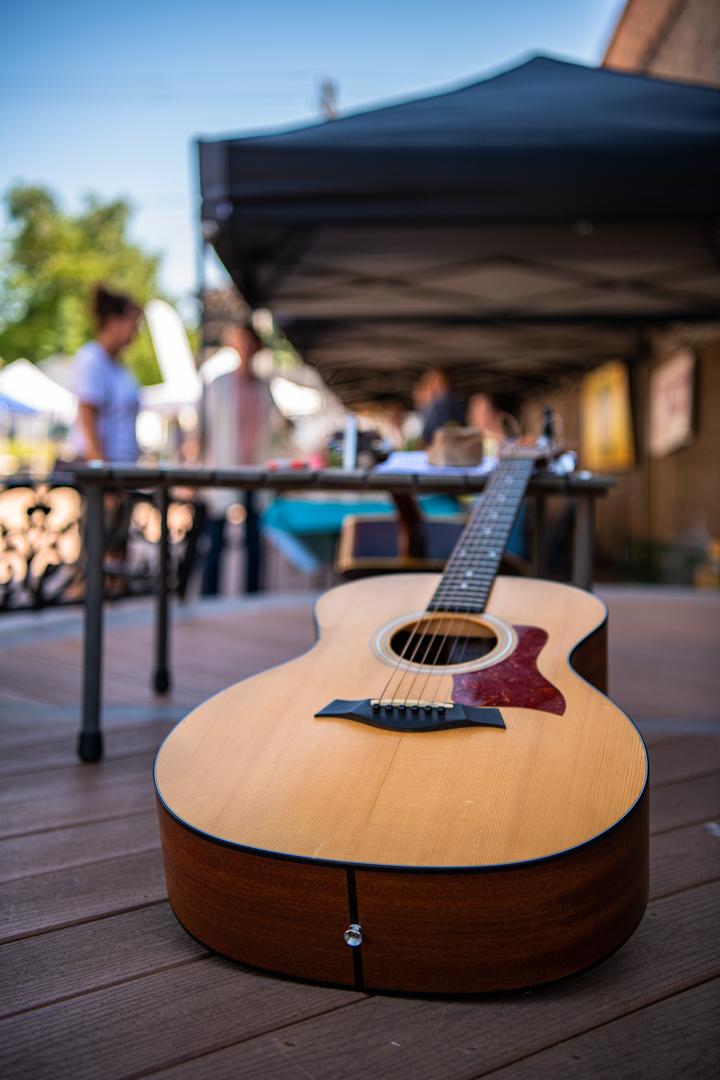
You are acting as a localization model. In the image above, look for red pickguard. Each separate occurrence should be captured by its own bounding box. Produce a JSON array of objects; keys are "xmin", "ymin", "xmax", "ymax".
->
[{"xmin": 452, "ymin": 625, "xmax": 565, "ymax": 715}]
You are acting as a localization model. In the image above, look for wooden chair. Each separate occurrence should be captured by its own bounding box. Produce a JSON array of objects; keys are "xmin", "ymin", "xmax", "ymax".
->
[{"xmin": 337, "ymin": 496, "xmax": 529, "ymax": 580}]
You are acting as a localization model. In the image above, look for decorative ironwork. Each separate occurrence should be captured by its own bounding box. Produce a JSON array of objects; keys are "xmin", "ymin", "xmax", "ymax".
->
[{"xmin": 0, "ymin": 482, "xmax": 197, "ymax": 612}]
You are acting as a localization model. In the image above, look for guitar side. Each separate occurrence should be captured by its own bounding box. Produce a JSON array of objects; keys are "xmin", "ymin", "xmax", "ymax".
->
[{"xmin": 155, "ymin": 574, "xmax": 648, "ymax": 993}]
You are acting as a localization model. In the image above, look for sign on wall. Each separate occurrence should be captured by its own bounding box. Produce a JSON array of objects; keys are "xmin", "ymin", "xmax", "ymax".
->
[
  {"xmin": 580, "ymin": 360, "xmax": 635, "ymax": 472},
  {"xmin": 649, "ymin": 349, "xmax": 696, "ymax": 458}
]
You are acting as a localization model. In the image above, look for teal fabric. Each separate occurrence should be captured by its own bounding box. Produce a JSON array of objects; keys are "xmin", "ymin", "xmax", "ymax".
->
[{"xmin": 261, "ymin": 495, "xmax": 460, "ymax": 537}]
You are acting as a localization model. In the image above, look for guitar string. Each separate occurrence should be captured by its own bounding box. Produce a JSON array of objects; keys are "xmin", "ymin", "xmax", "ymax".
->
[
  {"xmin": 377, "ymin": 451, "xmax": 532, "ymax": 709},
  {"xmin": 425, "ymin": 452, "xmax": 534, "ymax": 710},
  {"xmin": 375, "ymin": 606, "xmax": 439, "ymax": 706},
  {"xmin": 411, "ymin": 454, "xmax": 529, "ymax": 710},
  {"xmin": 375, "ymin": 467, "xmax": 503, "ymax": 707},
  {"xmin": 387, "ymin": 467, "xmax": 508, "ymax": 707},
  {"xmin": 400, "ymin": 462, "xmax": 528, "ymax": 708},
  {"xmin": 423, "ymin": 463, "xmax": 523, "ymax": 706},
  {"xmin": 399, "ymin": 468, "xmax": 509, "ymax": 707},
  {"xmin": 394, "ymin": 460, "xmax": 518, "ymax": 709}
]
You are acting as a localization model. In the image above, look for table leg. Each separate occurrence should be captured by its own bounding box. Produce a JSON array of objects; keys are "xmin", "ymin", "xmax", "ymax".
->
[
  {"xmin": 153, "ymin": 485, "xmax": 171, "ymax": 694},
  {"xmin": 391, "ymin": 493, "xmax": 426, "ymax": 561},
  {"xmin": 531, "ymin": 494, "xmax": 547, "ymax": 578},
  {"xmin": 572, "ymin": 496, "xmax": 595, "ymax": 591},
  {"xmin": 78, "ymin": 485, "xmax": 105, "ymax": 762}
]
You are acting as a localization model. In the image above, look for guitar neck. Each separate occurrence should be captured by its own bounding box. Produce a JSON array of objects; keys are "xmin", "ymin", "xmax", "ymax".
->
[{"xmin": 427, "ymin": 456, "xmax": 535, "ymax": 614}]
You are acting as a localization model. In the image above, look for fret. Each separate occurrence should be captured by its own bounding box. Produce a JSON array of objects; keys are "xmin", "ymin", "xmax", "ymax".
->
[{"xmin": 427, "ymin": 456, "xmax": 534, "ymax": 614}]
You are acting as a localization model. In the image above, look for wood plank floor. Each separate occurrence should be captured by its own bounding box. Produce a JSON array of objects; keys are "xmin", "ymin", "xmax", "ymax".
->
[{"xmin": 0, "ymin": 587, "xmax": 719, "ymax": 1079}]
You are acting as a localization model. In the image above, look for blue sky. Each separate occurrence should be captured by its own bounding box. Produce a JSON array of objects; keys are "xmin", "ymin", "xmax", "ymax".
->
[{"xmin": 1, "ymin": 0, "xmax": 626, "ymax": 305}]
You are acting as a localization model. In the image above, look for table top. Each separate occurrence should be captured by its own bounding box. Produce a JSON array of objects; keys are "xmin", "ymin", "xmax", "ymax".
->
[{"xmin": 3, "ymin": 463, "xmax": 615, "ymax": 495}]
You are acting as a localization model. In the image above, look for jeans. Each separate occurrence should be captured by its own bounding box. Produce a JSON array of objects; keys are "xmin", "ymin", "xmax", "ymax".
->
[{"xmin": 200, "ymin": 491, "xmax": 261, "ymax": 596}]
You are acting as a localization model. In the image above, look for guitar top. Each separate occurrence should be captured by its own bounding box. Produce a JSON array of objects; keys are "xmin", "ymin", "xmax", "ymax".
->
[{"xmin": 155, "ymin": 574, "xmax": 645, "ymax": 869}]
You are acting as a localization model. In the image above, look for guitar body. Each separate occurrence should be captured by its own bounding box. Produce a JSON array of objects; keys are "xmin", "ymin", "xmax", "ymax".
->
[{"xmin": 155, "ymin": 574, "xmax": 648, "ymax": 993}]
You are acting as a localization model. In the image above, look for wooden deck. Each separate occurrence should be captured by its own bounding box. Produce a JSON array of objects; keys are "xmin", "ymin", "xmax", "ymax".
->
[{"xmin": 1, "ymin": 586, "xmax": 719, "ymax": 1079}]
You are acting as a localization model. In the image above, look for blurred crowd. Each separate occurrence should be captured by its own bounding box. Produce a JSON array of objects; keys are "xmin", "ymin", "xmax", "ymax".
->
[{"xmin": 68, "ymin": 283, "xmax": 531, "ymax": 594}]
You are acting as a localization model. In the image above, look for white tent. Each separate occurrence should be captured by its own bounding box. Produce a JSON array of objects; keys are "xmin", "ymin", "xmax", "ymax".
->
[
  {"xmin": 143, "ymin": 299, "xmax": 201, "ymax": 409},
  {"xmin": 0, "ymin": 359, "xmax": 77, "ymax": 423}
]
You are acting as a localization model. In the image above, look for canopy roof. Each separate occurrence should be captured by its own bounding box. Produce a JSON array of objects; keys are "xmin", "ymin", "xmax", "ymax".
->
[{"xmin": 199, "ymin": 56, "xmax": 720, "ymax": 403}]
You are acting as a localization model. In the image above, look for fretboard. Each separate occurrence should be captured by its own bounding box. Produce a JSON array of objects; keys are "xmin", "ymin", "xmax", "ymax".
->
[{"xmin": 427, "ymin": 456, "xmax": 535, "ymax": 614}]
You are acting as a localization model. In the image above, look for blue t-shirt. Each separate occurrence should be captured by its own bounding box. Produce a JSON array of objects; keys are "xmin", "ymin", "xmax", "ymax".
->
[{"xmin": 73, "ymin": 341, "xmax": 139, "ymax": 462}]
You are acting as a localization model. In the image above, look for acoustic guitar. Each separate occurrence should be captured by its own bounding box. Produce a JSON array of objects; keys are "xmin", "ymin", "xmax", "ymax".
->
[{"xmin": 155, "ymin": 449, "xmax": 648, "ymax": 993}]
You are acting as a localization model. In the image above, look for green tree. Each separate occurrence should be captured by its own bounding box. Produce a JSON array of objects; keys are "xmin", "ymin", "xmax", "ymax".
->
[{"xmin": 0, "ymin": 184, "xmax": 165, "ymax": 384}]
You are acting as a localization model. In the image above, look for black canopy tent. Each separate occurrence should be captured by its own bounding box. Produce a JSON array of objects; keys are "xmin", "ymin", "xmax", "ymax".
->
[{"xmin": 198, "ymin": 56, "xmax": 720, "ymax": 403}]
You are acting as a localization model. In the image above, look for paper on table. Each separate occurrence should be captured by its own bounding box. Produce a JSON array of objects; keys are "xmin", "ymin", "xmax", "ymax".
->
[{"xmin": 373, "ymin": 450, "xmax": 497, "ymax": 476}]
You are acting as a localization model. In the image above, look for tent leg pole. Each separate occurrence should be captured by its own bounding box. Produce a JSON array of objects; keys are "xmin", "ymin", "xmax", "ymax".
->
[
  {"xmin": 153, "ymin": 485, "xmax": 172, "ymax": 694},
  {"xmin": 531, "ymin": 493, "xmax": 547, "ymax": 577},
  {"xmin": 572, "ymin": 496, "xmax": 595, "ymax": 592}
]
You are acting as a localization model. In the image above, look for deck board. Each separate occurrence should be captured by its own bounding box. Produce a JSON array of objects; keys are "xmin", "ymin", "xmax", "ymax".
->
[
  {"xmin": 650, "ymin": 822, "xmax": 720, "ymax": 899},
  {"xmin": 128, "ymin": 883, "xmax": 720, "ymax": 1080},
  {"xmin": 649, "ymin": 773, "xmax": 720, "ymax": 834},
  {"xmin": 477, "ymin": 979, "xmax": 720, "ymax": 1079},
  {"xmin": 0, "ymin": 780, "xmax": 154, "ymax": 839},
  {"xmin": 648, "ymin": 735, "xmax": 720, "ymax": 785},
  {"xmin": 0, "ymin": 958, "xmax": 364, "ymax": 1080},
  {"xmin": 0, "ymin": 811, "xmax": 161, "ymax": 883},
  {"xmin": 0, "ymin": 904, "xmax": 204, "ymax": 1019},
  {"xmin": 0, "ymin": 850, "xmax": 167, "ymax": 943},
  {"xmin": 0, "ymin": 723, "xmax": 173, "ymax": 776},
  {"xmin": 0, "ymin": 587, "xmax": 718, "ymax": 1079}
]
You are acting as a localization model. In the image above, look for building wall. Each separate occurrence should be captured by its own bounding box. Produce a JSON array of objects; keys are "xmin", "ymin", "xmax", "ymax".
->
[
  {"xmin": 552, "ymin": 0, "xmax": 720, "ymax": 579},
  {"xmin": 604, "ymin": 0, "xmax": 720, "ymax": 87},
  {"xmin": 523, "ymin": 331, "xmax": 719, "ymax": 578},
  {"xmin": 646, "ymin": 335, "xmax": 720, "ymax": 545}
]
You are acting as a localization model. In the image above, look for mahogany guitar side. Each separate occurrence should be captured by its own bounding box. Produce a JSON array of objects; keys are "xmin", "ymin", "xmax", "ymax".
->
[{"xmin": 155, "ymin": 574, "xmax": 648, "ymax": 993}]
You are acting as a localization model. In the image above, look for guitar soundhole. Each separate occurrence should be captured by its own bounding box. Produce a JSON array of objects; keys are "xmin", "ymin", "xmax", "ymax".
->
[{"xmin": 389, "ymin": 616, "xmax": 498, "ymax": 669}]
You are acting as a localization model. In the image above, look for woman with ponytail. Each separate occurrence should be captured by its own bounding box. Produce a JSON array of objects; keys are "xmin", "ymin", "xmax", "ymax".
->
[
  {"xmin": 73, "ymin": 285, "xmax": 142, "ymax": 570},
  {"xmin": 74, "ymin": 284, "xmax": 141, "ymax": 463}
]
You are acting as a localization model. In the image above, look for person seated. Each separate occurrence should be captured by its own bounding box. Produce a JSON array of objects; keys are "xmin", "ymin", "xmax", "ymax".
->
[
  {"xmin": 467, "ymin": 391, "xmax": 520, "ymax": 457},
  {"xmin": 418, "ymin": 368, "xmax": 466, "ymax": 446}
]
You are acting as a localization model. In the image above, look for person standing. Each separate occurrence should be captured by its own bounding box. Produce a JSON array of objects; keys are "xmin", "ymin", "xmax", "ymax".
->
[
  {"xmin": 73, "ymin": 285, "xmax": 142, "ymax": 564},
  {"xmin": 74, "ymin": 285, "xmax": 141, "ymax": 464},
  {"xmin": 200, "ymin": 323, "xmax": 277, "ymax": 595}
]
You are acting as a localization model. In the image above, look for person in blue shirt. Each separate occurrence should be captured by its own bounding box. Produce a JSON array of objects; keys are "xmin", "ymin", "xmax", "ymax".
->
[
  {"xmin": 74, "ymin": 285, "xmax": 141, "ymax": 463},
  {"xmin": 73, "ymin": 285, "xmax": 142, "ymax": 567}
]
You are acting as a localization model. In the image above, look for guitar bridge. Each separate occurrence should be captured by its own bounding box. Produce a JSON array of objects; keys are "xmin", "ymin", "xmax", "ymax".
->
[{"xmin": 314, "ymin": 699, "xmax": 505, "ymax": 733}]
